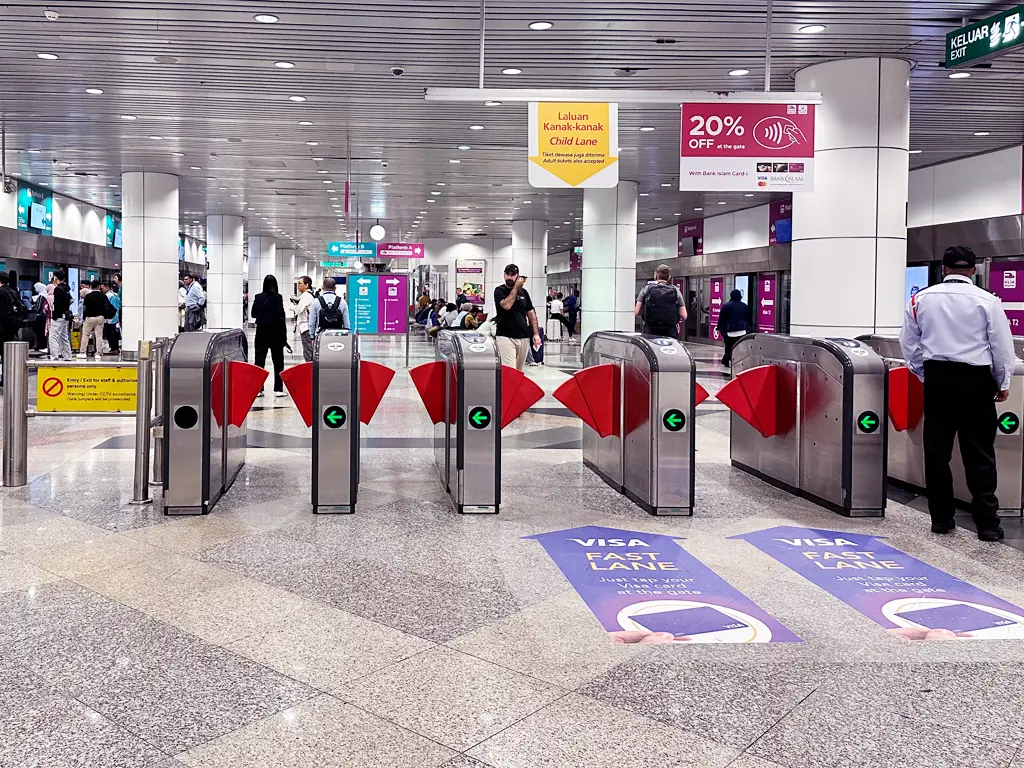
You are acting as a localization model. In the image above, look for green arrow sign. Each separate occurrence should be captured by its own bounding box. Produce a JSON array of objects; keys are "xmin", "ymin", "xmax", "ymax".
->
[
  {"xmin": 662, "ymin": 408, "xmax": 686, "ymax": 433},
  {"xmin": 468, "ymin": 406, "xmax": 492, "ymax": 430},
  {"xmin": 998, "ymin": 412, "xmax": 1020, "ymax": 435},
  {"xmin": 323, "ymin": 405, "xmax": 347, "ymax": 429},
  {"xmin": 857, "ymin": 411, "xmax": 880, "ymax": 434}
]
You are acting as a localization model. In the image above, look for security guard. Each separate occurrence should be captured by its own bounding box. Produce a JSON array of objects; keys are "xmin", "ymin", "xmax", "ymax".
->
[{"xmin": 899, "ymin": 245, "xmax": 1016, "ymax": 541}]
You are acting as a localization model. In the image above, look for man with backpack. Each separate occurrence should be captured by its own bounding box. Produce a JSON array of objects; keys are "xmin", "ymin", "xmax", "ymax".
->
[
  {"xmin": 0, "ymin": 271, "xmax": 28, "ymax": 375},
  {"xmin": 634, "ymin": 264, "xmax": 687, "ymax": 339},
  {"xmin": 308, "ymin": 276, "xmax": 350, "ymax": 340}
]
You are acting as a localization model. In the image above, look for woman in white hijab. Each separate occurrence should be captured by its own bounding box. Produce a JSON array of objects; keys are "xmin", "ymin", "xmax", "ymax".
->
[{"xmin": 31, "ymin": 282, "xmax": 47, "ymax": 351}]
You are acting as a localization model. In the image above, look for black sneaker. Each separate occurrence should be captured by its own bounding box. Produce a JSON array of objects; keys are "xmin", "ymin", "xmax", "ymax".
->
[
  {"xmin": 930, "ymin": 521, "xmax": 955, "ymax": 534},
  {"xmin": 978, "ymin": 528, "xmax": 1005, "ymax": 542}
]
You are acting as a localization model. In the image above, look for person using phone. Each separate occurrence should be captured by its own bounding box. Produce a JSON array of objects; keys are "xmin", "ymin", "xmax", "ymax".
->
[{"xmin": 493, "ymin": 264, "xmax": 541, "ymax": 371}]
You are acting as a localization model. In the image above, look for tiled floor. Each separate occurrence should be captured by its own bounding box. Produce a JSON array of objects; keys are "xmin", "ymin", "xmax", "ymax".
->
[{"xmin": 2, "ymin": 333, "xmax": 1024, "ymax": 767}]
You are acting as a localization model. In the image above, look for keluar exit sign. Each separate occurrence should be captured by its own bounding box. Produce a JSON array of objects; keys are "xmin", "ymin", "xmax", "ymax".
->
[{"xmin": 946, "ymin": 5, "xmax": 1023, "ymax": 68}]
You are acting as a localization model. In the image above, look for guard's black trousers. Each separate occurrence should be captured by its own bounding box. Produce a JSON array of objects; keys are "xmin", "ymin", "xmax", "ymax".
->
[{"xmin": 923, "ymin": 360, "xmax": 1001, "ymax": 532}]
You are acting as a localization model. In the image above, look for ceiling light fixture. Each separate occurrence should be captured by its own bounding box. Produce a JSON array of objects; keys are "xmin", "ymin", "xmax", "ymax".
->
[
  {"xmin": 639, "ymin": 192, "xmax": 650, "ymax": 197},
  {"xmin": 85, "ymin": 88, "xmax": 103, "ymax": 94},
  {"xmin": 274, "ymin": 61, "xmax": 295, "ymax": 69},
  {"xmin": 427, "ymin": 199, "xmax": 436, "ymax": 203},
  {"xmin": 306, "ymin": 141, "xmax": 319, "ymax": 146},
  {"xmin": 744, "ymin": 193, "xmax": 754, "ymax": 197},
  {"xmin": 799, "ymin": 24, "xmax": 826, "ymax": 34},
  {"xmin": 948, "ymin": 71, "xmax": 971, "ymax": 80},
  {"xmin": 661, "ymin": 183, "xmax": 671, "ymax": 187},
  {"xmin": 37, "ymin": 53, "xmax": 59, "ymax": 60},
  {"xmin": 26, "ymin": 149, "xmax": 40, "ymax": 153},
  {"xmin": 448, "ymin": 159, "xmax": 461, "ymax": 164},
  {"xmin": 431, "ymin": 191, "xmax": 441, "ymax": 195},
  {"xmin": 458, "ymin": 145, "xmax": 471, "ymax": 150},
  {"xmin": 973, "ymin": 131, "xmax": 991, "ymax": 136},
  {"xmin": 254, "ymin": 13, "xmax": 279, "ymax": 23},
  {"xmin": 673, "ymin": 213, "xmax": 682, "ymax": 216},
  {"xmin": 190, "ymin": 166, "xmax": 202, "ymax": 170},
  {"xmin": 289, "ymin": 95, "xmax": 307, "ymax": 102},
  {"xmin": 909, "ymin": 149, "xmax": 923, "ymax": 154},
  {"xmin": 694, "ymin": 207, "xmax": 703, "ymax": 211},
  {"xmin": 502, "ymin": 68, "xmax": 522, "ymax": 75},
  {"xmin": 172, "ymin": 152, "xmax": 184, "ymax": 157},
  {"xmin": 149, "ymin": 135, "xmax": 163, "ymax": 140},
  {"xmin": 729, "ymin": 69, "xmax": 750, "ymax": 76},
  {"xmin": 717, "ymin": 201, "xmax": 727, "ymax": 205},
  {"xmin": 639, "ymin": 126, "xmax": 655, "ymax": 132},
  {"xmin": 529, "ymin": 21, "xmax": 553, "ymax": 30},
  {"xmin": 298, "ymin": 120, "xmax": 313, "ymax": 126},
  {"xmin": 437, "ymin": 182, "xmax": 446, "ymax": 186},
  {"xmin": 120, "ymin": 114, "xmax": 137, "ymax": 121},
  {"xmin": 469, "ymin": 125, "xmax": 484, "ymax": 130}
]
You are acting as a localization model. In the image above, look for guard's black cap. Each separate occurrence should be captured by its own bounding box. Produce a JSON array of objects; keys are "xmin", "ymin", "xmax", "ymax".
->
[
  {"xmin": 943, "ymin": 245, "xmax": 977, "ymax": 269},
  {"xmin": 504, "ymin": 263, "xmax": 520, "ymax": 275}
]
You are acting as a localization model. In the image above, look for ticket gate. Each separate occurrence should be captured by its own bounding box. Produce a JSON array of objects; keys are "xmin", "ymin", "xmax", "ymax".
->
[
  {"xmin": 432, "ymin": 330, "xmax": 501, "ymax": 514},
  {"xmin": 721, "ymin": 334, "xmax": 887, "ymax": 517},
  {"xmin": 556, "ymin": 332, "xmax": 705, "ymax": 516},
  {"xmin": 859, "ymin": 335, "xmax": 1024, "ymax": 516},
  {"xmin": 162, "ymin": 329, "xmax": 265, "ymax": 515}
]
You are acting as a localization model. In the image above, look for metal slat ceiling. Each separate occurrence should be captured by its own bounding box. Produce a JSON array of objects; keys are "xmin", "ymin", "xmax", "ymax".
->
[{"xmin": 0, "ymin": 0, "xmax": 1021, "ymax": 256}]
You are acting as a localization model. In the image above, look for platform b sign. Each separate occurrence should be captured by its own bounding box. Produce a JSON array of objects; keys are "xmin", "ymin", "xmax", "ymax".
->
[{"xmin": 529, "ymin": 102, "xmax": 619, "ymax": 188}]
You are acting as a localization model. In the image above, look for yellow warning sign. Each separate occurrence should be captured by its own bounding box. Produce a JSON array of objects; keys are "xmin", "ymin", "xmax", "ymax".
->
[
  {"xmin": 528, "ymin": 101, "xmax": 619, "ymax": 188},
  {"xmin": 36, "ymin": 367, "xmax": 138, "ymax": 412}
]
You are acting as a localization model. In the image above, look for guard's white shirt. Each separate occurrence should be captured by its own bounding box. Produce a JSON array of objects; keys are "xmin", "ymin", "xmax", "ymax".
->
[{"xmin": 899, "ymin": 275, "xmax": 1016, "ymax": 390}]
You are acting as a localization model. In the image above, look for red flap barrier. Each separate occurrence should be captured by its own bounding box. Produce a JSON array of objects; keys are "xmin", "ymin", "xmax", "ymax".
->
[
  {"xmin": 359, "ymin": 360, "xmax": 396, "ymax": 425},
  {"xmin": 694, "ymin": 382, "xmax": 711, "ymax": 408},
  {"xmin": 227, "ymin": 361, "xmax": 270, "ymax": 427},
  {"xmin": 888, "ymin": 366, "xmax": 923, "ymax": 432},
  {"xmin": 552, "ymin": 363, "xmax": 620, "ymax": 438},
  {"xmin": 716, "ymin": 364, "xmax": 784, "ymax": 439},
  {"xmin": 280, "ymin": 362, "xmax": 314, "ymax": 427},
  {"xmin": 210, "ymin": 362, "xmax": 225, "ymax": 428},
  {"xmin": 409, "ymin": 361, "xmax": 447, "ymax": 425},
  {"xmin": 500, "ymin": 366, "xmax": 545, "ymax": 428}
]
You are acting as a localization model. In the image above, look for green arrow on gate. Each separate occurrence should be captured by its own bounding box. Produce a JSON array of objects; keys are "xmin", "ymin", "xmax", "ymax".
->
[
  {"xmin": 857, "ymin": 411, "xmax": 880, "ymax": 434},
  {"xmin": 662, "ymin": 409, "xmax": 686, "ymax": 432},
  {"xmin": 468, "ymin": 406, "xmax": 492, "ymax": 429},
  {"xmin": 323, "ymin": 405, "xmax": 347, "ymax": 428},
  {"xmin": 999, "ymin": 412, "xmax": 1020, "ymax": 435}
]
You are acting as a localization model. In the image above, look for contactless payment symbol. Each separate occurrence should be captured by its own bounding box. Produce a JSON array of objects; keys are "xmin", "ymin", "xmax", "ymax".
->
[
  {"xmin": 857, "ymin": 411, "xmax": 880, "ymax": 434},
  {"xmin": 662, "ymin": 408, "xmax": 686, "ymax": 433},
  {"xmin": 998, "ymin": 412, "xmax": 1020, "ymax": 435},
  {"xmin": 468, "ymin": 406, "xmax": 492, "ymax": 430},
  {"xmin": 323, "ymin": 405, "xmax": 347, "ymax": 429}
]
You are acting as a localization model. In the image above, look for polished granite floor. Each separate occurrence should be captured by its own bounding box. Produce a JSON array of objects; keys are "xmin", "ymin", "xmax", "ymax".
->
[{"xmin": 2, "ymin": 333, "xmax": 1024, "ymax": 767}]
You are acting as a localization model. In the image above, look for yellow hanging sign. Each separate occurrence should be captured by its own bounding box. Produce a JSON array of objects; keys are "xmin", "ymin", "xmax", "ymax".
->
[{"xmin": 528, "ymin": 102, "xmax": 619, "ymax": 188}]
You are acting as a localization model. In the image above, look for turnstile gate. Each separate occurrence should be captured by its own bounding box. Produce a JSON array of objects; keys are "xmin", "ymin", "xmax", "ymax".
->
[
  {"xmin": 312, "ymin": 330, "xmax": 359, "ymax": 513},
  {"xmin": 727, "ymin": 334, "xmax": 887, "ymax": 517},
  {"xmin": 859, "ymin": 335, "xmax": 1024, "ymax": 517},
  {"xmin": 579, "ymin": 332, "xmax": 698, "ymax": 516},
  {"xmin": 163, "ymin": 329, "xmax": 249, "ymax": 515},
  {"xmin": 434, "ymin": 330, "xmax": 501, "ymax": 514}
]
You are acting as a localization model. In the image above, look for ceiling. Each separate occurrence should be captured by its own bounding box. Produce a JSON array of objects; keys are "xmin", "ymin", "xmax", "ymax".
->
[{"xmin": 0, "ymin": 0, "xmax": 1022, "ymax": 258}]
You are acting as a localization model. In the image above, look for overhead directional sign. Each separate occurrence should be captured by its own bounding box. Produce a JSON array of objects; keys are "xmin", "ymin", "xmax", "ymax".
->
[
  {"xmin": 320, "ymin": 261, "xmax": 350, "ymax": 269},
  {"xmin": 327, "ymin": 241, "xmax": 377, "ymax": 258},
  {"xmin": 946, "ymin": 5, "xmax": 1023, "ymax": 68},
  {"xmin": 528, "ymin": 101, "xmax": 619, "ymax": 188},
  {"xmin": 377, "ymin": 242, "xmax": 424, "ymax": 259},
  {"xmin": 323, "ymin": 405, "xmax": 347, "ymax": 429},
  {"xmin": 857, "ymin": 411, "xmax": 880, "ymax": 434},
  {"xmin": 348, "ymin": 273, "xmax": 409, "ymax": 335},
  {"xmin": 999, "ymin": 412, "xmax": 1020, "ymax": 435}
]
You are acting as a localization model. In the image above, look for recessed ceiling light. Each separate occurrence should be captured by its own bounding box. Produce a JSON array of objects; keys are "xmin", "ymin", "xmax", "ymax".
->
[
  {"xmin": 437, "ymin": 182, "xmax": 447, "ymax": 186},
  {"xmin": 469, "ymin": 125, "xmax": 484, "ymax": 130},
  {"xmin": 289, "ymin": 95, "xmax": 307, "ymax": 102},
  {"xmin": 654, "ymin": 217, "xmax": 663, "ymax": 221},
  {"xmin": 729, "ymin": 69, "xmax": 750, "ymax": 76},
  {"xmin": 639, "ymin": 192, "xmax": 650, "ymax": 197},
  {"xmin": 563, "ymin": 221, "xmax": 570, "ymax": 224},
  {"xmin": 529, "ymin": 21, "xmax": 553, "ymax": 30},
  {"xmin": 502, "ymin": 68, "xmax": 522, "ymax": 75},
  {"xmin": 149, "ymin": 135, "xmax": 163, "ymax": 140},
  {"xmin": 120, "ymin": 114, "xmax": 138, "ymax": 121},
  {"xmin": 327, "ymin": 188, "xmax": 336, "ymax": 192},
  {"xmin": 717, "ymin": 201, "xmax": 728, "ymax": 205},
  {"xmin": 306, "ymin": 141, "xmax": 319, "ymax": 146},
  {"xmin": 230, "ymin": 194, "xmax": 239, "ymax": 198},
  {"xmin": 108, "ymin": 184, "xmax": 118, "ymax": 188},
  {"xmin": 523, "ymin": 200, "xmax": 532, "ymax": 204},
  {"xmin": 973, "ymin": 131, "xmax": 991, "ymax": 136},
  {"xmin": 322, "ymin": 179, "xmax": 332, "ymax": 183},
  {"xmin": 190, "ymin": 166, "xmax": 202, "ymax": 170},
  {"xmin": 26, "ymin": 148, "xmax": 40, "ymax": 153},
  {"xmin": 484, "ymin": 100, "xmax": 503, "ymax": 106},
  {"xmin": 37, "ymin": 53, "xmax": 59, "ymax": 60},
  {"xmin": 457, "ymin": 145, "xmax": 471, "ymax": 150},
  {"xmin": 254, "ymin": 13, "xmax": 279, "ymax": 23},
  {"xmin": 639, "ymin": 126, "xmax": 655, "ymax": 132},
  {"xmin": 431, "ymin": 191, "xmax": 442, "ymax": 195},
  {"xmin": 219, "ymin": 186, "xmax": 228, "ymax": 190},
  {"xmin": 694, "ymin": 207, "xmax": 703, "ymax": 211},
  {"xmin": 207, "ymin": 177, "xmax": 217, "ymax": 181},
  {"xmin": 274, "ymin": 61, "xmax": 295, "ymax": 69},
  {"xmin": 660, "ymin": 183, "xmax": 671, "ymax": 187},
  {"xmin": 639, "ymin": 222, "xmax": 646, "ymax": 226},
  {"xmin": 448, "ymin": 159, "xmax": 461, "ymax": 164},
  {"xmin": 909, "ymin": 149, "xmax": 923, "ymax": 154},
  {"xmin": 948, "ymin": 71, "xmax": 971, "ymax": 79},
  {"xmin": 85, "ymin": 88, "xmax": 103, "ymax": 95},
  {"xmin": 427, "ymin": 199, "xmax": 436, "ymax": 203},
  {"xmin": 799, "ymin": 24, "xmax": 826, "ymax": 34},
  {"xmin": 317, "ymin": 170, "xmax": 328, "ymax": 174},
  {"xmin": 172, "ymin": 152, "xmax": 184, "ymax": 157},
  {"xmin": 298, "ymin": 120, "xmax": 314, "ymax": 126},
  {"xmin": 673, "ymin": 213, "xmax": 682, "ymax": 216}
]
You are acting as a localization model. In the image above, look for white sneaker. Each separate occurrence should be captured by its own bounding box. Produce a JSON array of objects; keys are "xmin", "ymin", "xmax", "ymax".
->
[
  {"xmin": 256, "ymin": 390, "xmax": 264, "ymax": 398},
  {"xmin": 275, "ymin": 391, "xmax": 286, "ymax": 398}
]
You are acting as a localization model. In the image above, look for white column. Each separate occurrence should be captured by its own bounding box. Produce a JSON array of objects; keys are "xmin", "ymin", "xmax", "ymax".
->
[
  {"xmin": 511, "ymin": 220, "xmax": 548, "ymax": 302},
  {"xmin": 206, "ymin": 215, "xmax": 244, "ymax": 330},
  {"xmin": 247, "ymin": 236, "xmax": 276, "ymax": 293},
  {"xmin": 276, "ymin": 248, "xmax": 297, "ymax": 297},
  {"xmin": 581, "ymin": 181, "xmax": 638, "ymax": 344},
  {"xmin": 791, "ymin": 57, "xmax": 910, "ymax": 337},
  {"xmin": 304, "ymin": 260, "xmax": 317, "ymax": 287},
  {"xmin": 121, "ymin": 172, "xmax": 179, "ymax": 349}
]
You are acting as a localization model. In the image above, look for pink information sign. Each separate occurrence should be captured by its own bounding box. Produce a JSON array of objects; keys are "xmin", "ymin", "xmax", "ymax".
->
[
  {"xmin": 990, "ymin": 262, "xmax": 1024, "ymax": 336},
  {"xmin": 757, "ymin": 273, "xmax": 777, "ymax": 334},
  {"xmin": 709, "ymin": 277, "xmax": 724, "ymax": 341}
]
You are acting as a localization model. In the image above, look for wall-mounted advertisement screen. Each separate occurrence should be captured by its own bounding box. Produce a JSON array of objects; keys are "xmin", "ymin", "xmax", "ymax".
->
[{"xmin": 905, "ymin": 265, "xmax": 929, "ymax": 305}]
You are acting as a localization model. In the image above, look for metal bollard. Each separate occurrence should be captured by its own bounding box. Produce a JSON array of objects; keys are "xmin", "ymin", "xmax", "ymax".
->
[
  {"xmin": 2, "ymin": 341, "xmax": 29, "ymax": 487},
  {"xmin": 151, "ymin": 336, "xmax": 168, "ymax": 486},
  {"xmin": 130, "ymin": 340, "xmax": 153, "ymax": 505}
]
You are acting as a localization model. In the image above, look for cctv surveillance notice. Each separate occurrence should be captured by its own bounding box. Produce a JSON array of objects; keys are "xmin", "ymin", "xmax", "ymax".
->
[
  {"xmin": 528, "ymin": 102, "xmax": 619, "ymax": 189},
  {"xmin": 680, "ymin": 102, "xmax": 816, "ymax": 192}
]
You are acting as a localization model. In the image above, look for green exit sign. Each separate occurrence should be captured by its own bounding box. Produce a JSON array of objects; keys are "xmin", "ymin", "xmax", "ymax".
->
[
  {"xmin": 946, "ymin": 5, "xmax": 1023, "ymax": 68},
  {"xmin": 320, "ymin": 261, "xmax": 350, "ymax": 268}
]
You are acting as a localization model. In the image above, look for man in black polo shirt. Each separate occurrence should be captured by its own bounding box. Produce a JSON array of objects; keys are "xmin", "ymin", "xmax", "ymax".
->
[{"xmin": 493, "ymin": 263, "xmax": 541, "ymax": 371}]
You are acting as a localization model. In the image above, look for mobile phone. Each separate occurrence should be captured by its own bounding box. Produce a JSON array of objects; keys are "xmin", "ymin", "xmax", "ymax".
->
[
  {"xmin": 632, "ymin": 607, "xmax": 748, "ymax": 637},
  {"xmin": 895, "ymin": 604, "xmax": 1017, "ymax": 633}
]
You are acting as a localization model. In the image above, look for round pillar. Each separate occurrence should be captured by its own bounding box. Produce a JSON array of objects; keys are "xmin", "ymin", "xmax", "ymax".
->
[
  {"xmin": 206, "ymin": 215, "xmax": 244, "ymax": 329},
  {"xmin": 247, "ymin": 236, "xmax": 276, "ymax": 292},
  {"xmin": 511, "ymin": 220, "xmax": 548, "ymax": 304},
  {"xmin": 121, "ymin": 172, "xmax": 179, "ymax": 349},
  {"xmin": 581, "ymin": 181, "xmax": 638, "ymax": 344},
  {"xmin": 791, "ymin": 57, "xmax": 910, "ymax": 337}
]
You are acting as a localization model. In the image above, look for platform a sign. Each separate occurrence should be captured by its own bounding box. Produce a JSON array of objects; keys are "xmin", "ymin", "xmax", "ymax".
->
[
  {"xmin": 734, "ymin": 526, "xmax": 1024, "ymax": 640},
  {"xmin": 680, "ymin": 102, "xmax": 815, "ymax": 192},
  {"xmin": 529, "ymin": 102, "xmax": 619, "ymax": 188},
  {"xmin": 527, "ymin": 525, "xmax": 800, "ymax": 644}
]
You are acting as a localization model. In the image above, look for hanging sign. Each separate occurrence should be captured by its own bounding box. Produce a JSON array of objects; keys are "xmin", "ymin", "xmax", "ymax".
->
[
  {"xmin": 680, "ymin": 102, "xmax": 816, "ymax": 192},
  {"xmin": 528, "ymin": 102, "xmax": 619, "ymax": 188},
  {"xmin": 327, "ymin": 242, "xmax": 377, "ymax": 258},
  {"xmin": 677, "ymin": 220, "xmax": 704, "ymax": 257},
  {"xmin": 733, "ymin": 526, "xmax": 1024, "ymax": 640},
  {"xmin": 946, "ymin": 5, "xmax": 1023, "ymax": 68},
  {"xmin": 377, "ymin": 242, "xmax": 424, "ymax": 259},
  {"xmin": 349, "ymin": 273, "xmax": 408, "ymax": 335}
]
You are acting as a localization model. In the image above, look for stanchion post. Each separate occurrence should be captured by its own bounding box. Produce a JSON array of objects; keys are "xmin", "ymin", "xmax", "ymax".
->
[
  {"xmin": 130, "ymin": 340, "xmax": 153, "ymax": 504},
  {"xmin": 151, "ymin": 336, "xmax": 167, "ymax": 485},
  {"xmin": 2, "ymin": 341, "xmax": 29, "ymax": 487}
]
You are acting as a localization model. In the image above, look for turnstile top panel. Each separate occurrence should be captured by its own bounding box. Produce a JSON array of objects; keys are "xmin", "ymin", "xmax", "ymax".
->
[
  {"xmin": 860, "ymin": 333, "xmax": 1024, "ymax": 375},
  {"xmin": 436, "ymin": 330, "xmax": 499, "ymax": 370},
  {"xmin": 735, "ymin": 333, "xmax": 885, "ymax": 375},
  {"xmin": 315, "ymin": 330, "xmax": 358, "ymax": 370},
  {"xmin": 167, "ymin": 329, "xmax": 247, "ymax": 369},
  {"xmin": 583, "ymin": 331, "xmax": 694, "ymax": 373}
]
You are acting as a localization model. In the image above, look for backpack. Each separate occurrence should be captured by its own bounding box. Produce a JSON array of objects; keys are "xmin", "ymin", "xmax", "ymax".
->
[
  {"xmin": 102, "ymin": 295, "xmax": 117, "ymax": 320},
  {"xmin": 318, "ymin": 296, "xmax": 346, "ymax": 330},
  {"xmin": 643, "ymin": 283, "xmax": 679, "ymax": 329},
  {"xmin": 1, "ymin": 287, "xmax": 27, "ymax": 329}
]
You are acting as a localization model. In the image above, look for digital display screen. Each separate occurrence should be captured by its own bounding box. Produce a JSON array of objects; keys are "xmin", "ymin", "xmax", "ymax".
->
[
  {"xmin": 773, "ymin": 217, "xmax": 792, "ymax": 244},
  {"xmin": 896, "ymin": 604, "xmax": 1017, "ymax": 633},
  {"xmin": 114, "ymin": 228, "xmax": 123, "ymax": 249},
  {"xmin": 734, "ymin": 275, "xmax": 749, "ymax": 303},
  {"xmin": 632, "ymin": 607, "xmax": 748, "ymax": 637},
  {"xmin": 906, "ymin": 265, "xmax": 929, "ymax": 305},
  {"xmin": 30, "ymin": 202, "xmax": 46, "ymax": 230}
]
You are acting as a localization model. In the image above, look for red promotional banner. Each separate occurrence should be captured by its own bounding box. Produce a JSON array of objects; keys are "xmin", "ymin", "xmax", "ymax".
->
[{"xmin": 680, "ymin": 102, "xmax": 815, "ymax": 192}]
